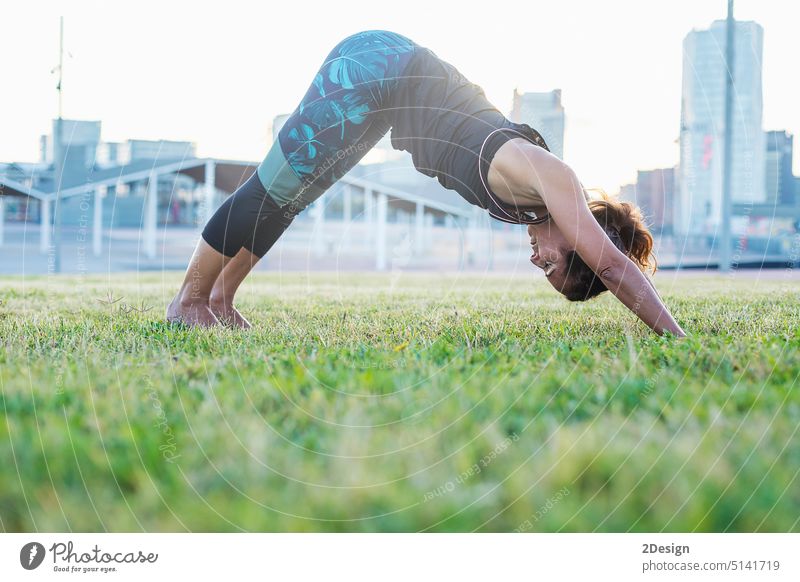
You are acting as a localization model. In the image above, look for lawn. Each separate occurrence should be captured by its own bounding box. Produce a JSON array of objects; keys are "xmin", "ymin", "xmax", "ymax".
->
[{"xmin": 1, "ymin": 272, "xmax": 798, "ymax": 532}]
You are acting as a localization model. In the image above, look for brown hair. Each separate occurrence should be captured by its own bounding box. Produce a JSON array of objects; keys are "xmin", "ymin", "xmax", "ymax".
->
[{"xmin": 563, "ymin": 191, "xmax": 656, "ymax": 302}]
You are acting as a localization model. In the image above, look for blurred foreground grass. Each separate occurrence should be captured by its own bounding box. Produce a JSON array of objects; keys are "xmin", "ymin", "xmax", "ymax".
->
[{"xmin": 1, "ymin": 272, "xmax": 798, "ymax": 531}]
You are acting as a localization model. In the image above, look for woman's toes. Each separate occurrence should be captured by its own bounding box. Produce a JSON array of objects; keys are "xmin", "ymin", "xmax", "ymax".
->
[
  {"xmin": 166, "ymin": 299, "xmax": 220, "ymax": 328},
  {"xmin": 209, "ymin": 302, "xmax": 251, "ymax": 329}
]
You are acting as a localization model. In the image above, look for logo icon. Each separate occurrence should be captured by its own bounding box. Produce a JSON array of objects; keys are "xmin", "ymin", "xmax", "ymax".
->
[{"xmin": 20, "ymin": 542, "xmax": 46, "ymax": 570}]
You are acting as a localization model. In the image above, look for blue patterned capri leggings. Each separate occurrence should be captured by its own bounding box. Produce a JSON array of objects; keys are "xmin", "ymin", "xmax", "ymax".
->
[{"xmin": 201, "ymin": 30, "xmax": 418, "ymax": 257}]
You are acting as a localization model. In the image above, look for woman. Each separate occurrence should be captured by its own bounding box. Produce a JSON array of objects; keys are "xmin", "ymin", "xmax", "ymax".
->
[{"xmin": 167, "ymin": 30, "xmax": 685, "ymax": 337}]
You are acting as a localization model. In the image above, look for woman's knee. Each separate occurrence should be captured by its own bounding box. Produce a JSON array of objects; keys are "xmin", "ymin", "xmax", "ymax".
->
[
  {"xmin": 201, "ymin": 171, "xmax": 281, "ymax": 257},
  {"xmin": 243, "ymin": 201, "xmax": 302, "ymax": 258}
]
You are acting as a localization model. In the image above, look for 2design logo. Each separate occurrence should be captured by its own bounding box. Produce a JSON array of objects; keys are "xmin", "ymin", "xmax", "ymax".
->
[{"xmin": 20, "ymin": 542, "xmax": 46, "ymax": 570}]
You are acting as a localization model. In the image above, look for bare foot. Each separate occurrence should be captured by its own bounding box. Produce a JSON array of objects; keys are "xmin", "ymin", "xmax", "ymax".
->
[
  {"xmin": 166, "ymin": 296, "xmax": 220, "ymax": 328},
  {"xmin": 209, "ymin": 299, "xmax": 252, "ymax": 329}
]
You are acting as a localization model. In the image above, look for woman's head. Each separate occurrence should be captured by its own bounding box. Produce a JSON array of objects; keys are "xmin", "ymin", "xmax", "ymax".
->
[{"xmin": 528, "ymin": 192, "xmax": 656, "ymax": 301}]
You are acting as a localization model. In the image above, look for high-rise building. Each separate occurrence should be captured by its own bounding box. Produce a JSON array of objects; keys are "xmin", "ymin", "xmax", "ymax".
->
[
  {"xmin": 677, "ymin": 19, "xmax": 764, "ymax": 235},
  {"xmin": 764, "ymin": 130, "xmax": 794, "ymax": 205},
  {"xmin": 619, "ymin": 167, "xmax": 676, "ymax": 235},
  {"xmin": 510, "ymin": 89, "xmax": 565, "ymax": 159},
  {"xmin": 40, "ymin": 119, "xmax": 101, "ymax": 167},
  {"xmin": 40, "ymin": 121, "xmax": 195, "ymax": 169}
]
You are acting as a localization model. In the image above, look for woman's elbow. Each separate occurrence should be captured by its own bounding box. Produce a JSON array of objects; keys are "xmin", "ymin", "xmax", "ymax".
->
[{"xmin": 596, "ymin": 256, "xmax": 629, "ymax": 288}]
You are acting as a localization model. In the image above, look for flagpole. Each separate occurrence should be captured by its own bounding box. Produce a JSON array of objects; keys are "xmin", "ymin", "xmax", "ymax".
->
[
  {"xmin": 720, "ymin": 0, "xmax": 735, "ymax": 272},
  {"xmin": 53, "ymin": 16, "xmax": 65, "ymax": 274}
]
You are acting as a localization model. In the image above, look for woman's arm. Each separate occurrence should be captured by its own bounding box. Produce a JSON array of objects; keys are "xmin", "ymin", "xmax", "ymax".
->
[{"xmin": 492, "ymin": 141, "xmax": 686, "ymax": 337}]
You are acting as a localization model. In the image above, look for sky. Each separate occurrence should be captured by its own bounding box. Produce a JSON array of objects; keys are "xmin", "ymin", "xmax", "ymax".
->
[{"xmin": 2, "ymin": 0, "xmax": 798, "ymax": 193}]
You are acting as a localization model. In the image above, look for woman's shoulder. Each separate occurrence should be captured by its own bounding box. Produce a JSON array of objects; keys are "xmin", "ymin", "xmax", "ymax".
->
[{"xmin": 500, "ymin": 120, "xmax": 551, "ymax": 153}]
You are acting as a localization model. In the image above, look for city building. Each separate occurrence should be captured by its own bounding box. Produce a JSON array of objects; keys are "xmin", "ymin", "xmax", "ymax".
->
[
  {"xmin": 677, "ymin": 19, "xmax": 765, "ymax": 236},
  {"xmin": 764, "ymin": 130, "xmax": 794, "ymax": 205},
  {"xmin": 796, "ymin": 176, "xmax": 800, "ymax": 210},
  {"xmin": 619, "ymin": 167, "xmax": 676, "ymax": 235},
  {"xmin": 21, "ymin": 120, "xmax": 200, "ymax": 228},
  {"xmin": 40, "ymin": 119, "xmax": 101, "ymax": 170},
  {"xmin": 510, "ymin": 89, "xmax": 565, "ymax": 159}
]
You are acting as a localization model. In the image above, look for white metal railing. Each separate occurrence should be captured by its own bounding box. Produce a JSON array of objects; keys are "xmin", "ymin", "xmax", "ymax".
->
[
  {"xmin": 21, "ymin": 159, "xmax": 480, "ymax": 269},
  {"xmin": 312, "ymin": 174, "xmax": 477, "ymax": 270}
]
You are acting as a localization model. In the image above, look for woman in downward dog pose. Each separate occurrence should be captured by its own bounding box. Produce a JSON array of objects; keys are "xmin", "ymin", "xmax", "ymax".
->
[{"xmin": 167, "ymin": 30, "xmax": 685, "ymax": 337}]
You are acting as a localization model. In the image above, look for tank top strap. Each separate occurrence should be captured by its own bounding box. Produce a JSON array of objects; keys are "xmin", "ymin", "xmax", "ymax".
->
[{"xmin": 478, "ymin": 122, "xmax": 552, "ymax": 225}]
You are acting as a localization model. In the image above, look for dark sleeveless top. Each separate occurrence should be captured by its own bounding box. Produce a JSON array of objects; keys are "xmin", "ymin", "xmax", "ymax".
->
[{"xmin": 386, "ymin": 45, "xmax": 552, "ymax": 224}]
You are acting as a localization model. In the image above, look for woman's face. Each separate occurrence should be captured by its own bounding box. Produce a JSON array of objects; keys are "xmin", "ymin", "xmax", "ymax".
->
[{"xmin": 527, "ymin": 222, "xmax": 572, "ymax": 296}]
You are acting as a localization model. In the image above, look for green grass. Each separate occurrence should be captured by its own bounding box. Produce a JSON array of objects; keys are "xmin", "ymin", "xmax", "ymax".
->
[{"xmin": 1, "ymin": 272, "xmax": 799, "ymax": 532}]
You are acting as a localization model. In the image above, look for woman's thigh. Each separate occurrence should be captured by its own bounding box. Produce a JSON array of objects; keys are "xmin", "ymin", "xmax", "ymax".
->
[{"xmin": 276, "ymin": 30, "xmax": 417, "ymax": 198}]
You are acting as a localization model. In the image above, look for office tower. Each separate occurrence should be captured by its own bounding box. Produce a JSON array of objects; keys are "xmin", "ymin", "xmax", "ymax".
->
[
  {"xmin": 677, "ymin": 19, "xmax": 764, "ymax": 235},
  {"xmin": 510, "ymin": 89, "xmax": 565, "ymax": 159},
  {"xmin": 764, "ymin": 130, "xmax": 794, "ymax": 205},
  {"xmin": 620, "ymin": 168, "xmax": 676, "ymax": 234}
]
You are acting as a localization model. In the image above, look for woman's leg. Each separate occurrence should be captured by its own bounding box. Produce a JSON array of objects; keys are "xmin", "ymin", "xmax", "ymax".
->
[
  {"xmin": 166, "ymin": 238, "xmax": 231, "ymax": 327},
  {"xmin": 208, "ymin": 204, "xmax": 299, "ymax": 328},
  {"xmin": 166, "ymin": 170, "xmax": 284, "ymax": 327},
  {"xmin": 168, "ymin": 31, "xmax": 411, "ymax": 327},
  {"xmin": 197, "ymin": 33, "xmax": 407, "ymax": 326},
  {"xmin": 208, "ymin": 246, "xmax": 259, "ymax": 329}
]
